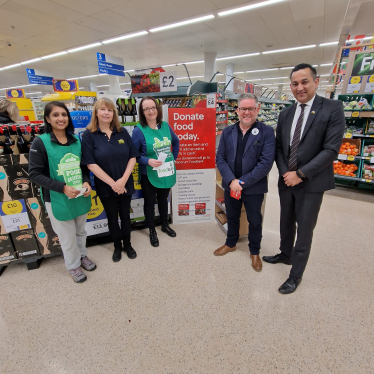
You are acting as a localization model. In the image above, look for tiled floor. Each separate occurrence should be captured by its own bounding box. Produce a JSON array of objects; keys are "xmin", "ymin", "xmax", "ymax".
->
[{"xmin": 1, "ymin": 167, "xmax": 374, "ymax": 374}]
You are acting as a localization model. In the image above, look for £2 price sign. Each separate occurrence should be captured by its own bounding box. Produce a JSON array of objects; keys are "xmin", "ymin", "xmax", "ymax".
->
[{"xmin": 160, "ymin": 71, "xmax": 177, "ymax": 92}]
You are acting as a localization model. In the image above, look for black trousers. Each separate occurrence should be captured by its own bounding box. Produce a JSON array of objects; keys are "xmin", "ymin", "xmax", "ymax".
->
[
  {"xmin": 100, "ymin": 194, "xmax": 132, "ymax": 242},
  {"xmin": 224, "ymin": 190, "xmax": 264, "ymax": 255},
  {"xmin": 140, "ymin": 174, "xmax": 170, "ymax": 229},
  {"xmin": 279, "ymin": 184, "xmax": 324, "ymax": 278}
]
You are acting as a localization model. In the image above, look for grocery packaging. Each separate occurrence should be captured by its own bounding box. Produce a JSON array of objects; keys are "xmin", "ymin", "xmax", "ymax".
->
[{"xmin": 339, "ymin": 141, "xmax": 360, "ymax": 156}]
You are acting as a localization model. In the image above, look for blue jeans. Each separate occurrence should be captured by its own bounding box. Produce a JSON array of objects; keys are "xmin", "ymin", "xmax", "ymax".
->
[{"xmin": 224, "ymin": 190, "xmax": 264, "ymax": 255}]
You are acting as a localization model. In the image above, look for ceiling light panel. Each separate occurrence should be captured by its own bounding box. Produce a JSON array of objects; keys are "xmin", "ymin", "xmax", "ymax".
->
[
  {"xmin": 41, "ymin": 51, "xmax": 68, "ymax": 59},
  {"xmin": 246, "ymin": 68, "xmax": 279, "ymax": 73},
  {"xmin": 102, "ymin": 31, "xmax": 148, "ymax": 44},
  {"xmin": 218, "ymin": 0, "xmax": 286, "ymax": 16},
  {"xmin": 68, "ymin": 42, "xmax": 102, "ymax": 53},
  {"xmin": 319, "ymin": 41, "xmax": 338, "ymax": 47},
  {"xmin": 217, "ymin": 53, "xmax": 260, "ymax": 61},
  {"xmin": 150, "ymin": 15, "xmax": 214, "ymax": 33},
  {"xmin": 263, "ymin": 45, "xmax": 316, "ymax": 54}
]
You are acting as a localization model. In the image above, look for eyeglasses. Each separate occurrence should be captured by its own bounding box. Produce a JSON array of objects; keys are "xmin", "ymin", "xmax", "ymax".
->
[
  {"xmin": 143, "ymin": 106, "xmax": 157, "ymax": 112},
  {"xmin": 238, "ymin": 107, "xmax": 257, "ymax": 113}
]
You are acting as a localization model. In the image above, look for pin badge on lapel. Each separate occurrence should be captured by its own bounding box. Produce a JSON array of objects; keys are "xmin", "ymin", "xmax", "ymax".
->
[
  {"xmin": 252, "ymin": 128, "xmax": 259, "ymax": 135},
  {"xmin": 311, "ymin": 111, "xmax": 315, "ymax": 114}
]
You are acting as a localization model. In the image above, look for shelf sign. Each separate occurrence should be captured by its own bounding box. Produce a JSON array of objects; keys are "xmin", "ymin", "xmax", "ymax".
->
[
  {"xmin": 5, "ymin": 89, "xmax": 25, "ymax": 99},
  {"xmin": 352, "ymin": 111, "xmax": 360, "ymax": 117},
  {"xmin": 97, "ymin": 53, "xmax": 124, "ymax": 77},
  {"xmin": 26, "ymin": 68, "xmax": 53, "ymax": 85},
  {"xmin": 364, "ymin": 75, "xmax": 374, "ymax": 93},
  {"xmin": 160, "ymin": 71, "xmax": 177, "ymax": 92},
  {"xmin": 338, "ymin": 154, "xmax": 348, "ymax": 160},
  {"xmin": 344, "ymin": 133, "xmax": 353, "ymax": 138},
  {"xmin": 347, "ymin": 76, "xmax": 362, "ymax": 93},
  {"xmin": 53, "ymin": 79, "xmax": 78, "ymax": 92},
  {"xmin": 352, "ymin": 52, "xmax": 374, "ymax": 76},
  {"xmin": 233, "ymin": 79, "xmax": 245, "ymax": 94},
  {"xmin": 206, "ymin": 93, "xmax": 216, "ymax": 108},
  {"xmin": 347, "ymin": 155, "xmax": 355, "ymax": 161}
]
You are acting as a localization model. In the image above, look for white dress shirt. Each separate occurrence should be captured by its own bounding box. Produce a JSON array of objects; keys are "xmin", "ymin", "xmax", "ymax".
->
[{"xmin": 289, "ymin": 95, "xmax": 316, "ymax": 145}]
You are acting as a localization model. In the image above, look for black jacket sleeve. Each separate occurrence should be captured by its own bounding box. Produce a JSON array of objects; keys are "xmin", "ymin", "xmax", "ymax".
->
[{"xmin": 28, "ymin": 137, "xmax": 66, "ymax": 193}]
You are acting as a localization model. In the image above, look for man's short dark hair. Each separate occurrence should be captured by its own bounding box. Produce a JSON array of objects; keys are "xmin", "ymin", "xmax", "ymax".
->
[{"xmin": 290, "ymin": 63, "xmax": 317, "ymax": 80}]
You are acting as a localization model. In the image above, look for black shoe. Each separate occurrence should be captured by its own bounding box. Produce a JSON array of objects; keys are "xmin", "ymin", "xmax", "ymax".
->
[
  {"xmin": 161, "ymin": 223, "xmax": 176, "ymax": 237},
  {"xmin": 123, "ymin": 236, "xmax": 137, "ymax": 259},
  {"xmin": 112, "ymin": 240, "xmax": 122, "ymax": 262},
  {"xmin": 278, "ymin": 277, "xmax": 302, "ymax": 294},
  {"xmin": 262, "ymin": 253, "xmax": 291, "ymax": 265},
  {"xmin": 149, "ymin": 228, "xmax": 159, "ymax": 247}
]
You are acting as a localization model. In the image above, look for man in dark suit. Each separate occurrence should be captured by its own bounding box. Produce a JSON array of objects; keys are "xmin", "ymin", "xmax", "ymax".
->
[
  {"xmin": 215, "ymin": 93, "xmax": 276, "ymax": 272},
  {"xmin": 263, "ymin": 63, "xmax": 345, "ymax": 294}
]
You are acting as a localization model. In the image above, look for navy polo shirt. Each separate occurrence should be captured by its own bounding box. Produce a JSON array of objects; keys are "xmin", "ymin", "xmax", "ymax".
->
[{"xmin": 81, "ymin": 126, "xmax": 139, "ymax": 198}]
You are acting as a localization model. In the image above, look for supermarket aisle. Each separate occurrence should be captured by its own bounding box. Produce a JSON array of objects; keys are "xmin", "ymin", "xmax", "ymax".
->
[{"xmin": 1, "ymin": 166, "xmax": 373, "ymax": 374}]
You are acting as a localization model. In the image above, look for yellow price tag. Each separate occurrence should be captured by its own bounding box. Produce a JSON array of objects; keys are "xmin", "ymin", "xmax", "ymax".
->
[
  {"xmin": 369, "ymin": 75, "xmax": 374, "ymax": 83},
  {"xmin": 350, "ymin": 76, "xmax": 361, "ymax": 84},
  {"xmin": 347, "ymin": 155, "xmax": 355, "ymax": 161},
  {"xmin": 19, "ymin": 224, "xmax": 29, "ymax": 230},
  {"xmin": 352, "ymin": 112, "xmax": 359, "ymax": 118},
  {"xmin": 2, "ymin": 200, "xmax": 23, "ymax": 215},
  {"xmin": 370, "ymin": 135, "xmax": 374, "ymax": 138},
  {"xmin": 345, "ymin": 133, "xmax": 352, "ymax": 138},
  {"xmin": 366, "ymin": 179, "xmax": 372, "ymax": 183}
]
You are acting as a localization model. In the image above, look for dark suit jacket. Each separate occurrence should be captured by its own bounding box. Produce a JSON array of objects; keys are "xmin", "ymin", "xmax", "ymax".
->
[
  {"xmin": 216, "ymin": 121, "xmax": 275, "ymax": 195},
  {"xmin": 276, "ymin": 95, "xmax": 345, "ymax": 192}
]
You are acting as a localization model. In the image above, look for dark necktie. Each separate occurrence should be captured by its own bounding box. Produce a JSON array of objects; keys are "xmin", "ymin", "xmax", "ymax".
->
[{"xmin": 288, "ymin": 104, "xmax": 306, "ymax": 171}]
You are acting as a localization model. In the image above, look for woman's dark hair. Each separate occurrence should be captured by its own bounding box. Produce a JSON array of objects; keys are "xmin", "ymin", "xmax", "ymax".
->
[
  {"xmin": 43, "ymin": 101, "xmax": 75, "ymax": 134},
  {"xmin": 138, "ymin": 96, "xmax": 163, "ymax": 127}
]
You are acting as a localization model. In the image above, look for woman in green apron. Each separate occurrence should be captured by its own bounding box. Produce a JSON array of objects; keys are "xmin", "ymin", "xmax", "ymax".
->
[
  {"xmin": 29, "ymin": 101, "xmax": 94, "ymax": 284},
  {"xmin": 132, "ymin": 96, "xmax": 179, "ymax": 247}
]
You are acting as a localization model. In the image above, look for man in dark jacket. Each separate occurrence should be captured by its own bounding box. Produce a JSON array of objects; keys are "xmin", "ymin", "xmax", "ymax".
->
[
  {"xmin": 215, "ymin": 93, "xmax": 276, "ymax": 272},
  {"xmin": 263, "ymin": 63, "xmax": 345, "ymax": 294}
]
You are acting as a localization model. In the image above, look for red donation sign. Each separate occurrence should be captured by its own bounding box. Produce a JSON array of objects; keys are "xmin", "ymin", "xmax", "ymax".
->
[{"xmin": 169, "ymin": 108, "xmax": 216, "ymax": 171}]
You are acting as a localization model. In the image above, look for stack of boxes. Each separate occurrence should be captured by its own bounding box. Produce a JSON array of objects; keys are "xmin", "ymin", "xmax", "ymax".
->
[{"xmin": 0, "ymin": 144, "xmax": 62, "ymax": 267}]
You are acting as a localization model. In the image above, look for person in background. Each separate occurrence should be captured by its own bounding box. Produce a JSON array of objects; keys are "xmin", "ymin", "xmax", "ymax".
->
[
  {"xmin": 29, "ymin": 101, "xmax": 94, "ymax": 284},
  {"xmin": 0, "ymin": 99, "xmax": 19, "ymax": 124},
  {"xmin": 215, "ymin": 93, "xmax": 276, "ymax": 272},
  {"xmin": 132, "ymin": 96, "xmax": 179, "ymax": 247},
  {"xmin": 263, "ymin": 63, "xmax": 345, "ymax": 294},
  {"xmin": 81, "ymin": 97, "xmax": 139, "ymax": 263}
]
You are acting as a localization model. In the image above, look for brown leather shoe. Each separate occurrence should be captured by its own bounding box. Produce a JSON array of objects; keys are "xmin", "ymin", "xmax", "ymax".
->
[
  {"xmin": 214, "ymin": 244, "xmax": 236, "ymax": 256},
  {"xmin": 250, "ymin": 254, "xmax": 262, "ymax": 272}
]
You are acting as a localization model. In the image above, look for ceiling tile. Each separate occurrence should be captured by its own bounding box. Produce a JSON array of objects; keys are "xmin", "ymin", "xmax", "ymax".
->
[
  {"xmin": 90, "ymin": 10, "xmax": 142, "ymax": 32},
  {"xmin": 289, "ymin": 0, "xmax": 325, "ymax": 22},
  {"xmin": 51, "ymin": 0, "xmax": 105, "ymax": 15},
  {"xmin": 295, "ymin": 16, "xmax": 324, "ymax": 45},
  {"xmin": 74, "ymin": 16, "xmax": 124, "ymax": 36},
  {"xmin": 13, "ymin": 0, "xmax": 85, "ymax": 21}
]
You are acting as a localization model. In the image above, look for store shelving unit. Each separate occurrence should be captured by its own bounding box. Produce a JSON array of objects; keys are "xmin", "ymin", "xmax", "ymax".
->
[{"xmin": 335, "ymin": 94, "xmax": 374, "ymax": 189}]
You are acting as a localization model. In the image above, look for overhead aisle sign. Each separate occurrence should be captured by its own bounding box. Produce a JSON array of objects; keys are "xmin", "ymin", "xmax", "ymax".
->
[
  {"xmin": 26, "ymin": 69, "xmax": 53, "ymax": 85},
  {"xmin": 96, "ymin": 53, "xmax": 125, "ymax": 77}
]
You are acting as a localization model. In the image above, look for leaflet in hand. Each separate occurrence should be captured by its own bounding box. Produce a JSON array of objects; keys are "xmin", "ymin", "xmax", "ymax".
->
[
  {"xmin": 152, "ymin": 152, "xmax": 168, "ymax": 170},
  {"xmin": 68, "ymin": 188, "xmax": 87, "ymax": 199}
]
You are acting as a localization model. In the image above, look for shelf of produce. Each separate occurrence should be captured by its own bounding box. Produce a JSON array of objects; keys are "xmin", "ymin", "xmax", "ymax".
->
[
  {"xmin": 215, "ymin": 199, "xmax": 226, "ymax": 213},
  {"xmin": 344, "ymin": 111, "xmax": 374, "ymax": 118},
  {"xmin": 344, "ymin": 133, "xmax": 374, "ymax": 139},
  {"xmin": 334, "ymin": 175, "xmax": 360, "ymax": 181},
  {"xmin": 216, "ymin": 120, "xmax": 228, "ymax": 125},
  {"xmin": 338, "ymin": 154, "xmax": 374, "ymax": 162},
  {"xmin": 228, "ymin": 116, "xmax": 238, "ymax": 119},
  {"xmin": 216, "ymin": 111, "xmax": 228, "ymax": 114}
]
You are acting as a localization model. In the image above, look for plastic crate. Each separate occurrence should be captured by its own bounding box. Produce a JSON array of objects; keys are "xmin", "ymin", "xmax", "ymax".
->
[{"xmin": 358, "ymin": 159, "xmax": 374, "ymax": 190}]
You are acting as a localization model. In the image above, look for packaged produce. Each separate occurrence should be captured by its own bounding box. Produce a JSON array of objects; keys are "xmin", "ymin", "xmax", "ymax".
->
[
  {"xmin": 343, "ymin": 97, "xmax": 373, "ymax": 110},
  {"xmin": 333, "ymin": 161, "xmax": 358, "ymax": 177},
  {"xmin": 345, "ymin": 125, "xmax": 364, "ymax": 134},
  {"xmin": 362, "ymin": 164, "xmax": 374, "ymax": 179},
  {"xmin": 362, "ymin": 145, "xmax": 374, "ymax": 157},
  {"xmin": 339, "ymin": 142, "xmax": 359, "ymax": 156},
  {"xmin": 366, "ymin": 120, "xmax": 374, "ymax": 134}
]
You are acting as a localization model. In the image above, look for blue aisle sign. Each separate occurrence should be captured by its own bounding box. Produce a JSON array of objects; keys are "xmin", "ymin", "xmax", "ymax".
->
[
  {"xmin": 96, "ymin": 53, "xmax": 124, "ymax": 77},
  {"xmin": 26, "ymin": 68, "xmax": 53, "ymax": 85}
]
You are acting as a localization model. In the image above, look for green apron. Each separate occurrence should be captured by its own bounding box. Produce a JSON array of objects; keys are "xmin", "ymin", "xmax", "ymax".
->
[
  {"xmin": 39, "ymin": 133, "xmax": 91, "ymax": 221},
  {"xmin": 137, "ymin": 121, "xmax": 176, "ymax": 188}
]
